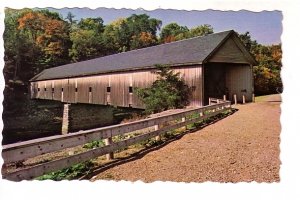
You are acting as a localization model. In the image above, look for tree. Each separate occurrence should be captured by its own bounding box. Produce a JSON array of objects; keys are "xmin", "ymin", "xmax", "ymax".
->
[
  {"xmin": 69, "ymin": 29, "xmax": 104, "ymax": 62},
  {"xmin": 69, "ymin": 17, "xmax": 105, "ymax": 62},
  {"xmin": 78, "ymin": 17, "xmax": 104, "ymax": 33},
  {"xmin": 4, "ymin": 8, "xmax": 44, "ymax": 82},
  {"xmin": 17, "ymin": 9, "xmax": 71, "ymax": 69},
  {"xmin": 238, "ymin": 31, "xmax": 258, "ymax": 55},
  {"xmin": 103, "ymin": 14, "xmax": 161, "ymax": 52},
  {"xmin": 102, "ymin": 18, "xmax": 128, "ymax": 53},
  {"xmin": 160, "ymin": 23, "xmax": 214, "ymax": 43},
  {"xmin": 187, "ymin": 24, "xmax": 213, "ymax": 38},
  {"xmin": 65, "ymin": 12, "xmax": 77, "ymax": 25},
  {"xmin": 135, "ymin": 65, "xmax": 191, "ymax": 114},
  {"xmin": 160, "ymin": 23, "xmax": 189, "ymax": 43}
]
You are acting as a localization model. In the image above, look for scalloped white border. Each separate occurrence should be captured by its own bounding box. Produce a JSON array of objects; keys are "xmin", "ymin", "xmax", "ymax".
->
[{"xmin": 1, "ymin": 1, "xmax": 300, "ymax": 200}]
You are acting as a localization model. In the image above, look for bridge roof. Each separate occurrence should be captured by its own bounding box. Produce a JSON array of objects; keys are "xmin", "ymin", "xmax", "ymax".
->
[{"xmin": 30, "ymin": 30, "xmax": 254, "ymax": 81}]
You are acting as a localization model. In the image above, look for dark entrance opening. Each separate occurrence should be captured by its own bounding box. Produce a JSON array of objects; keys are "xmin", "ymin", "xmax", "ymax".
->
[{"xmin": 204, "ymin": 63, "xmax": 228, "ymax": 105}]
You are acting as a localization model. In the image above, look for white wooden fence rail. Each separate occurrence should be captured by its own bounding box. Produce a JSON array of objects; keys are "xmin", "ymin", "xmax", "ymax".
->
[{"xmin": 2, "ymin": 99, "xmax": 231, "ymax": 181}]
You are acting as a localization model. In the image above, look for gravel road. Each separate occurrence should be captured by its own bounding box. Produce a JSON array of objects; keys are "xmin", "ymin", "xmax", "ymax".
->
[{"xmin": 91, "ymin": 94, "xmax": 281, "ymax": 183}]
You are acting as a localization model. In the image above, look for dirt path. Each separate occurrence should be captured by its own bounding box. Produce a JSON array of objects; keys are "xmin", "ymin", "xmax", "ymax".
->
[{"xmin": 91, "ymin": 94, "xmax": 281, "ymax": 182}]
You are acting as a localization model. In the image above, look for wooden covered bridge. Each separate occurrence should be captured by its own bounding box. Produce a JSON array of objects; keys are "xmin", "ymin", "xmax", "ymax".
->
[{"xmin": 30, "ymin": 30, "xmax": 256, "ymax": 108}]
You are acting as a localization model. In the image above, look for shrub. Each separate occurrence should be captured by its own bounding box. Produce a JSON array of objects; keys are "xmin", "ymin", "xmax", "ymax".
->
[{"xmin": 135, "ymin": 64, "xmax": 191, "ymax": 114}]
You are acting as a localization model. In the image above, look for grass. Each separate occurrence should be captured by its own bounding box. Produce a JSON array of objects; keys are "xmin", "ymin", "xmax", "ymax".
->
[
  {"xmin": 255, "ymin": 93, "xmax": 280, "ymax": 102},
  {"xmin": 36, "ymin": 161, "xmax": 94, "ymax": 181},
  {"xmin": 255, "ymin": 95, "xmax": 268, "ymax": 102}
]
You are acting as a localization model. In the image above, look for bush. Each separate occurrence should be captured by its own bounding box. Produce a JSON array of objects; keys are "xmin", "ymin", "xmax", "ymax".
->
[
  {"xmin": 36, "ymin": 161, "xmax": 94, "ymax": 180},
  {"xmin": 83, "ymin": 140, "xmax": 104, "ymax": 149},
  {"xmin": 135, "ymin": 64, "xmax": 191, "ymax": 114}
]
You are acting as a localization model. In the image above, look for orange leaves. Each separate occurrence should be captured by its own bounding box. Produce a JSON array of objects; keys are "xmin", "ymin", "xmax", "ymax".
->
[
  {"xmin": 139, "ymin": 32, "xmax": 156, "ymax": 44},
  {"xmin": 44, "ymin": 19, "xmax": 65, "ymax": 35},
  {"xmin": 270, "ymin": 45, "xmax": 282, "ymax": 63},
  {"xmin": 18, "ymin": 12, "xmax": 46, "ymax": 31},
  {"xmin": 130, "ymin": 31, "xmax": 157, "ymax": 49},
  {"xmin": 44, "ymin": 42, "xmax": 64, "ymax": 55},
  {"xmin": 163, "ymin": 35, "xmax": 176, "ymax": 43},
  {"xmin": 17, "ymin": 10, "xmax": 70, "ymax": 62}
]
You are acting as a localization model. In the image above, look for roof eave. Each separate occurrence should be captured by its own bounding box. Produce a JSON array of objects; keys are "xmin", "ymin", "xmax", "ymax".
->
[{"xmin": 30, "ymin": 62, "xmax": 203, "ymax": 82}]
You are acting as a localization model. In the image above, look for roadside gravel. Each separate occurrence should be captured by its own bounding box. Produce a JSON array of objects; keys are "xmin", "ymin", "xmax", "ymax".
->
[{"xmin": 92, "ymin": 94, "xmax": 281, "ymax": 183}]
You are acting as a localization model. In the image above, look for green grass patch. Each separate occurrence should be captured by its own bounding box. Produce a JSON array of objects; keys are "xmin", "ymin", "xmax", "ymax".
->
[
  {"xmin": 83, "ymin": 140, "xmax": 105, "ymax": 149},
  {"xmin": 36, "ymin": 161, "xmax": 94, "ymax": 181}
]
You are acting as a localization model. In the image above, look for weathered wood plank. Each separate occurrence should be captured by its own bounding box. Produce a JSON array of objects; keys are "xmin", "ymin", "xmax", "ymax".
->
[
  {"xmin": 225, "ymin": 64, "xmax": 252, "ymax": 103},
  {"xmin": 208, "ymin": 37, "xmax": 250, "ymax": 64}
]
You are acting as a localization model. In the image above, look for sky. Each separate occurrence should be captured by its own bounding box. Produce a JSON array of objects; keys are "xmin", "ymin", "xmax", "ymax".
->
[{"xmin": 47, "ymin": 7, "xmax": 283, "ymax": 45}]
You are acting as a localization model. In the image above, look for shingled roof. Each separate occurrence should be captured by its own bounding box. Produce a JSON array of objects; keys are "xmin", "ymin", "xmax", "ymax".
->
[{"xmin": 31, "ymin": 30, "xmax": 242, "ymax": 81}]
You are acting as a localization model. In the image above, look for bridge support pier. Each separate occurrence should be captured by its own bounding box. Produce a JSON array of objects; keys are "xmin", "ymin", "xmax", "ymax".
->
[{"xmin": 62, "ymin": 104, "xmax": 70, "ymax": 135}]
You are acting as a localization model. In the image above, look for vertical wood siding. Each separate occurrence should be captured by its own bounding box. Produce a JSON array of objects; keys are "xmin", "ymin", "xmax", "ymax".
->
[
  {"xmin": 209, "ymin": 37, "xmax": 249, "ymax": 64},
  {"xmin": 174, "ymin": 66, "xmax": 202, "ymax": 107},
  {"xmin": 225, "ymin": 64, "xmax": 252, "ymax": 102},
  {"xmin": 53, "ymin": 80, "xmax": 62, "ymax": 101},
  {"xmin": 31, "ymin": 65, "xmax": 203, "ymax": 108}
]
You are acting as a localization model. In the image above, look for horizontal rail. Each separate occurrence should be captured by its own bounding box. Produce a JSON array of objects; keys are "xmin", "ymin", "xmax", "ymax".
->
[
  {"xmin": 3, "ymin": 107, "xmax": 230, "ymax": 181},
  {"xmin": 2, "ymin": 101, "xmax": 230, "ymax": 163}
]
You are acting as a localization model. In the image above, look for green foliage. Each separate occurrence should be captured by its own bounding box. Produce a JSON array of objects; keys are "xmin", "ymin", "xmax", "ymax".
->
[
  {"xmin": 4, "ymin": 8, "xmax": 72, "ymax": 86},
  {"xmin": 135, "ymin": 65, "xmax": 191, "ymax": 114},
  {"xmin": 69, "ymin": 29, "xmax": 103, "ymax": 62},
  {"xmin": 160, "ymin": 23, "xmax": 213, "ymax": 43},
  {"xmin": 82, "ymin": 140, "xmax": 105, "ymax": 149},
  {"xmin": 69, "ymin": 17, "xmax": 105, "ymax": 62},
  {"xmin": 103, "ymin": 14, "xmax": 162, "ymax": 52},
  {"xmin": 188, "ymin": 24, "xmax": 214, "ymax": 38},
  {"xmin": 102, "ymin": 18, "xmax": 126, "ymax": 53},
  {"xmin": 160, "ymin": 23, "xmax": 189, "ymax": 43},
  {"xmin": 36, "ymin": 161, "xmax": 94, "ymax": 181},
  {"xmin": 78, "ymin": 17, "xmax": 104, "ymax": 33}
]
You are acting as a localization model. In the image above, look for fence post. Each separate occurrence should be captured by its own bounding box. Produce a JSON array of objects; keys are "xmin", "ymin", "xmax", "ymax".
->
[
  {"xmin": 209, "ymin": 97, "xmax": 211, "ymax": 105},
  {"xmin": 223, "ymin": 95, "xmax": 226, "ymax": 101},
  {"xmin": 155, "ymin": 125, "xmax": 161, "ymax": 141},
  {"xmin": 252, "ymin": 93, "xmax": 255, "ymax": 103},
  {"xmin": 233, "ymin": 94, "xmax": 237, "ymax": 105},
  {"xmin": 105, "ymin": 137, "xmax": 114, "ymax": 160},
  {"xmin": 242, "ymin": 95, "xmax": 246, "ymax": 104},
  {"xmin": 182, "ymin": 117, "xmax": 186, "ymax": 131},
  {"xmin": 200, "ymin": 111, "xmax": 203, "ymax": 117}
]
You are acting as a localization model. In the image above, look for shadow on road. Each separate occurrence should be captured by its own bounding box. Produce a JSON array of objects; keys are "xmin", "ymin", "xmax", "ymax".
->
[{"xmin": 80, "ymin": 108, "xmax": 238, "ymax": 180}]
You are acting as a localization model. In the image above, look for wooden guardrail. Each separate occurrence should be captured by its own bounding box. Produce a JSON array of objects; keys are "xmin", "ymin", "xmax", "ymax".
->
[{"xmin": 2, "ymin": 99, "xmax": 231, "ymax": 181}]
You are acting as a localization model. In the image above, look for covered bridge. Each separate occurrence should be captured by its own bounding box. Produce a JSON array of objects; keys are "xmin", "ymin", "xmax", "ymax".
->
[{"xmin": 30, "ymin": 30, "xmax": 256, "ymax": 108}]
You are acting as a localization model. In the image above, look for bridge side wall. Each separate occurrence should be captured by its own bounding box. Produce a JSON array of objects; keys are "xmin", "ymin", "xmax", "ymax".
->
[{"xmin": 30, "ymin": 65, "xmax": 203, "ymax": 108}]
